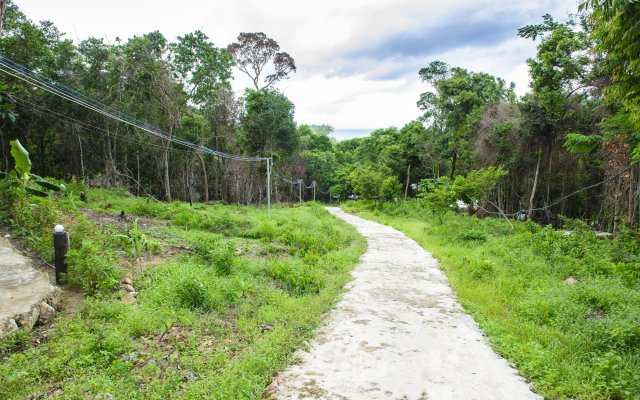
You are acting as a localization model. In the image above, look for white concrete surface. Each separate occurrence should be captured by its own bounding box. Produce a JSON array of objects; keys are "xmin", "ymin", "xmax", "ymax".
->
[
  {"xmin": 271, "ymin": 207, "xmax": 542, "ymax": 400},
  {"xmin": 0, "ymin": 236, "xmax": 58, "ymax": 326}
]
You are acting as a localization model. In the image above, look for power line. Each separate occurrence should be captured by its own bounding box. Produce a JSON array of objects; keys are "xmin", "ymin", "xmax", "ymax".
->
[
  {"xmin": 0, "ymin": 55, "xmax": 268, "ymax": 162},
  {"xmin": 478, "ymin": 163, "xmax": 636, "ymax": 217},
  {"xmin": 0, "ymin": 54, "xmax": 273, "ymax": 217},
  {"xmin": 6, "ymin": 92, "xmax": 191, "ymax": 154}
]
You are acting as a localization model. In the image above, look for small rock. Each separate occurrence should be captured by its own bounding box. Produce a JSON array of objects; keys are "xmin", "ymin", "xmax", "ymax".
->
[
  {"xmin": 94, "ymin": 394, "xmax": 115, "ymax": 400},
  {"xmin": 46, "ymin": 287, "xmax": 63, "ymax": 308},
  {"xmin": 3, "ymin": 233, "xmax": 10, "ymax": 238},
  {"xmin": 122, "ymin": 284, "xmax": 136, "ymax": 292},
  {"xmin": 0, "ymin": 318, "xmax": 19, "ymax": 336},
  {"xmin": 562, "ymin": 231, "xmax": 575, "ymax": 237},
  {"xmin": 123, "ymin": 276, "xmax": 133, "ymax": 285},
  {"xmin": 16, "ymin": 306, "xmax": 40, "ymax": 329},
  {"xmin": 121, "ymin": 293, "xmax": 136, "ymax": 304},
  {"xmin": 185, "ymin": 369, "xmax": 198, "ymax": 381},
  {"xmin": 38, "ymin": 302, "xmax": 56, "ymax": 325},
  {"xmin": 52, "ymin": 389, "xmax": 64, "ymax": 398},
  {"xmin": 564, "ymin": 277, "xmax": 579, "ymax": 285},
  {"xmin": 129, "ymin": 291, "xmax": 137, "ymax": 298},
  {"xmin": 596, "ymin": 231, "xmax": 614, "ymax": 239}
]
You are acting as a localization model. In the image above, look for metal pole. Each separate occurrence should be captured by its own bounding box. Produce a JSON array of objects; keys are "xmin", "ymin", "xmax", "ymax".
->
[
  {"xmin": 53, "ymin": 225, "xmax": 69, "ymax": 284},
  {"xmin": 267, "ymin": 158, "xmax": 271, "ymax": 220}
]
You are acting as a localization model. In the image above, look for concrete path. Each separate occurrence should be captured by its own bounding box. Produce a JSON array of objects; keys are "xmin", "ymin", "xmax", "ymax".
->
[
  {"xmin": 271, "ymin": 207, "xmax": 541, "ymax": 400},
  {"xmin": 0, "ymin": 236, "xmax": 60, "ymax": 336}
]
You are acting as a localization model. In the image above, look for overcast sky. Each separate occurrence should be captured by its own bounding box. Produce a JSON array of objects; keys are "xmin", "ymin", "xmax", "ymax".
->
[{"xmin": 17, "ymin": 0, "xmax": 577, "ymax": 131}]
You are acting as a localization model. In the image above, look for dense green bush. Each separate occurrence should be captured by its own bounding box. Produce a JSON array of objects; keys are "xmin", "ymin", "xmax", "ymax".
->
[
  {"xmin": 176, "ymin": 278, "xmax": 210, "ymax": 310},
  {"xmin": 193, "ymin": 240, "xmax": 236, "ymax": 276},
  {"xmin": 269, "ymin": 259, "xmax": 325, "ymax": 295},
  {"xmin": 66, "ymin": 240, "xmax": 121, "ymax": 293}
]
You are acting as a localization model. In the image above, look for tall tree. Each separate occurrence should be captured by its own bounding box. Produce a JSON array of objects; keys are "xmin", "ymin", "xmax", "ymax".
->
[
  {"xmin": 418, "ymin": 61, "xmax": 515, "ymax": 178},
  {"xmin": 582, "ymin": 0, "xmax": 640, "ymax": 160},
  {"xmin": 169, "ymin": 30, "xmax": 233, "ymax": 108},
  {"xmin": 227, "ymin": 32, "xmax": 296, "ymax": 89}
]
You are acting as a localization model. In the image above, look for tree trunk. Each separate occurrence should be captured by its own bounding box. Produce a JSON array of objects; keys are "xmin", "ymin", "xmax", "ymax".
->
[
  {"xmin": 0, "ymin": 127, "xmax": 7, "ymax": 171},
  {"xmin": 545, "ymin": 145, "xmax": 553, "ymax": 206},
  {"xmin": 74, "ymin": 124, "xmax": 85, "ymax": 182},
  {"xmin": 0, "ymin": 0, "xmax": 7, "ymax": 33},
  {"xmin": 629, "ymin": 166, "xmax": 638, "ymax": 227},
  {"xmin": 104, "ymin": 129, "xmax": 117, "ymax": 185},
  {"xmin": 449, "ymin": 152, "xmax": 457, "ymax": 180},
  {"xmin": 195, "ymin": 151, "xmax": 209, "ymax": 203},
  {"xmin": 162, "ymin": 138, "xmax": 171, "ymax": 202},
  {"xmin": 404, "ymin": 164, "xmax": 411, "ymax": 200},
  {"xmin": 527, "ymin": 149, "xmax": 542, "ymax": 220},
  {"xmin": 136, "ymin": 151, "xmax": 140, "ymax": 197}
]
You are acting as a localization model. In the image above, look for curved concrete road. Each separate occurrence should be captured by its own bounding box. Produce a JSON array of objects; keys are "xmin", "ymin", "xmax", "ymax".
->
[{"xmin": 271, "ymin": 207, "xmax": 541, "ymax": 400}]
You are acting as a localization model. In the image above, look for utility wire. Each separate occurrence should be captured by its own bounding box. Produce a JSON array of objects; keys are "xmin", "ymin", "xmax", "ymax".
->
[
  {"xmin": 477, "ymin": 163, "xmax": 636, "ymax": 217},
  {"xmin": 0, "ymin": 55, "xmax": 268, "ymax": 162},
  {"xmin": 6, "ymin": 92, "xmax": 191, "ymax": 155}
]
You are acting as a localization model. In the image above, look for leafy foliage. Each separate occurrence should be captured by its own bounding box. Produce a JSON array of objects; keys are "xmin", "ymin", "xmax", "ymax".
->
[{"xmin": 66, "ymin": 240, "xmax": 121, "ymax": 293}]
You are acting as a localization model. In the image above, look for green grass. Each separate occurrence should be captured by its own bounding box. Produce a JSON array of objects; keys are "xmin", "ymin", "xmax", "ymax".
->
[
  {"xmin": 343, "ymin": 200, "xmax": 640, "ymax": 400},
  {"xmin": 0, "ymin": 187, "xmax": 365, "ymax": 399}
]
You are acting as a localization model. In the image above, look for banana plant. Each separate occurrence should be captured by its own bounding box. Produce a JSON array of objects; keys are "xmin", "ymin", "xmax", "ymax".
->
[{"xmin": 0, "ymin": 139, "xmax": 66, "ymax": 197}]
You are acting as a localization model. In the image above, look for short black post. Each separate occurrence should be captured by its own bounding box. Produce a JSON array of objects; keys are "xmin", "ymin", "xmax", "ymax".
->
[{"xmin": 53, "ymin": 224, "xmax": 68, "ymax": 284}]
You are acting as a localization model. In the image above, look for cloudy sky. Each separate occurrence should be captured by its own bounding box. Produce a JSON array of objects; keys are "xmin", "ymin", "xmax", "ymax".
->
[{"xmin": 18, "ymin": 0, "xmax": 577, "ymax": 133}]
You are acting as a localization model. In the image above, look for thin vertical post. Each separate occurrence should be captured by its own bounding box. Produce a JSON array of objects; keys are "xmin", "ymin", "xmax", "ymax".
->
[
  {"xmin": 299, "ymin": 181, "xmax": 302, "ymax": 205},
  {"xmin": 313, "ymin": 181, "xmax": 316, "ymax": 202},
  {"xmin": 266, "ymin": 157, "xmax": 271, "ymax": 220},
  {"xmin": 53, "ymin": 225, "xmax": 69, "ymax": 285}
]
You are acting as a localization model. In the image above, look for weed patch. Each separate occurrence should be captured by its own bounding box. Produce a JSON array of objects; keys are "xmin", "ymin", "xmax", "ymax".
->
[{"xmin": 0, "ymin": 188, "xmax": 365, "ymax": 399}]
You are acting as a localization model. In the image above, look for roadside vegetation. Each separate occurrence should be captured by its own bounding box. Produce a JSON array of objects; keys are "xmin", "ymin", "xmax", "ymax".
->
[
  {"xmin": 343, "ymin": 200, "xmax": 640, "ymax": 399},
  {"xmin": 0, "ymin": 182, "xmax": 364, "ymax": 399}
]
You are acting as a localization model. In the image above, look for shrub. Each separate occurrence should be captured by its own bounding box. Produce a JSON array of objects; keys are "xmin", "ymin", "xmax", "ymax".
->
[
  {"xmin": 176, "ymin": 278, "xmax": 210, "ymax": 310},
  {"xmin": 269, "ymin": 259, "xmax": 324, "ymax": 295},
  {"xmin": 456, "ymin": 230, "xmax": 488, "ymax": 242},
  {"xmin": 0, "ymin": 330, "xmax": 31, "ymax": 355},
  {"xmin": 193, "ymin": 240, "xmax": 236, "ymax": 276},
  {"xmin": 66, "ymin": 240, "xmax": 121, "ymax": 294}
]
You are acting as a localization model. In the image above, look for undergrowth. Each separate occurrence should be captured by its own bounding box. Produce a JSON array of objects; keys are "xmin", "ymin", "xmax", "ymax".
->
[
  {"xmin": 0, "ymin": 187, "xmax": 365, "ymax": 399},
  {"xmin": 343, "ymin": 200, "xmax": 640, "ymax": 400}
]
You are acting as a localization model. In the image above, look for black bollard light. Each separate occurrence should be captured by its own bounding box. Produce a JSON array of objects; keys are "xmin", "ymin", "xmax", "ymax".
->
[{"xmin": 53, "ymin": 224, "xmax": 68, "ymax": 284}]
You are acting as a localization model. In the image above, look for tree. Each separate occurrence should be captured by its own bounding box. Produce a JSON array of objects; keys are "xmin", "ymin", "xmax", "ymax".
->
[
  {"xmin": 417, "ymin": 61, "xmax": 515, "ymax": 178},
  {"xmin": 240, "ymin": 88, "xmax": 298, "ymax": 157},
  {"xmin": 581, "ymin": 1, "xmax": 640, "ymax": 160},
  {"xmin": 418, "ymin": 167, "xmax": 506, "ymax": 221},
  {"xmin": 347, "ymin": 166, "xmax": 385, "ymax": 200},
  {"xmin": 227, "ymin": 32, "xmax": 296, "ymax": 90},
  {"xmin": 170, "ymin": 30, "xmax": 233, "ymax": 108},
  {"xmin": 380, "ymin": 176, "xmax": 402, "ymax": 201}
]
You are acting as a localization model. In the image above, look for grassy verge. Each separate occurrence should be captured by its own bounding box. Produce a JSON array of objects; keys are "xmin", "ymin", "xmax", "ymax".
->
[
  {"xmin": 342, "ymin": 200, "xmax": 640, "ymax": 400},
  {"xmin": 0, "ymin": 187, "xmax": 365, "ymax": 399}
]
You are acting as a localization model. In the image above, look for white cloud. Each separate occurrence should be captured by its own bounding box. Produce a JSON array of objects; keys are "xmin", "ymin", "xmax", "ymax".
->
[{"xmin": 16, "ymin": 0, "xmax": 578, "ymax": 131}]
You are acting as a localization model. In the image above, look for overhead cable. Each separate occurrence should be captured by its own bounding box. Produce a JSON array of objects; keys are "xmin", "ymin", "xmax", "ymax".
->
[{"xmin": 0, "ymin": 55, "xmax": 268, "ymax": 162}]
